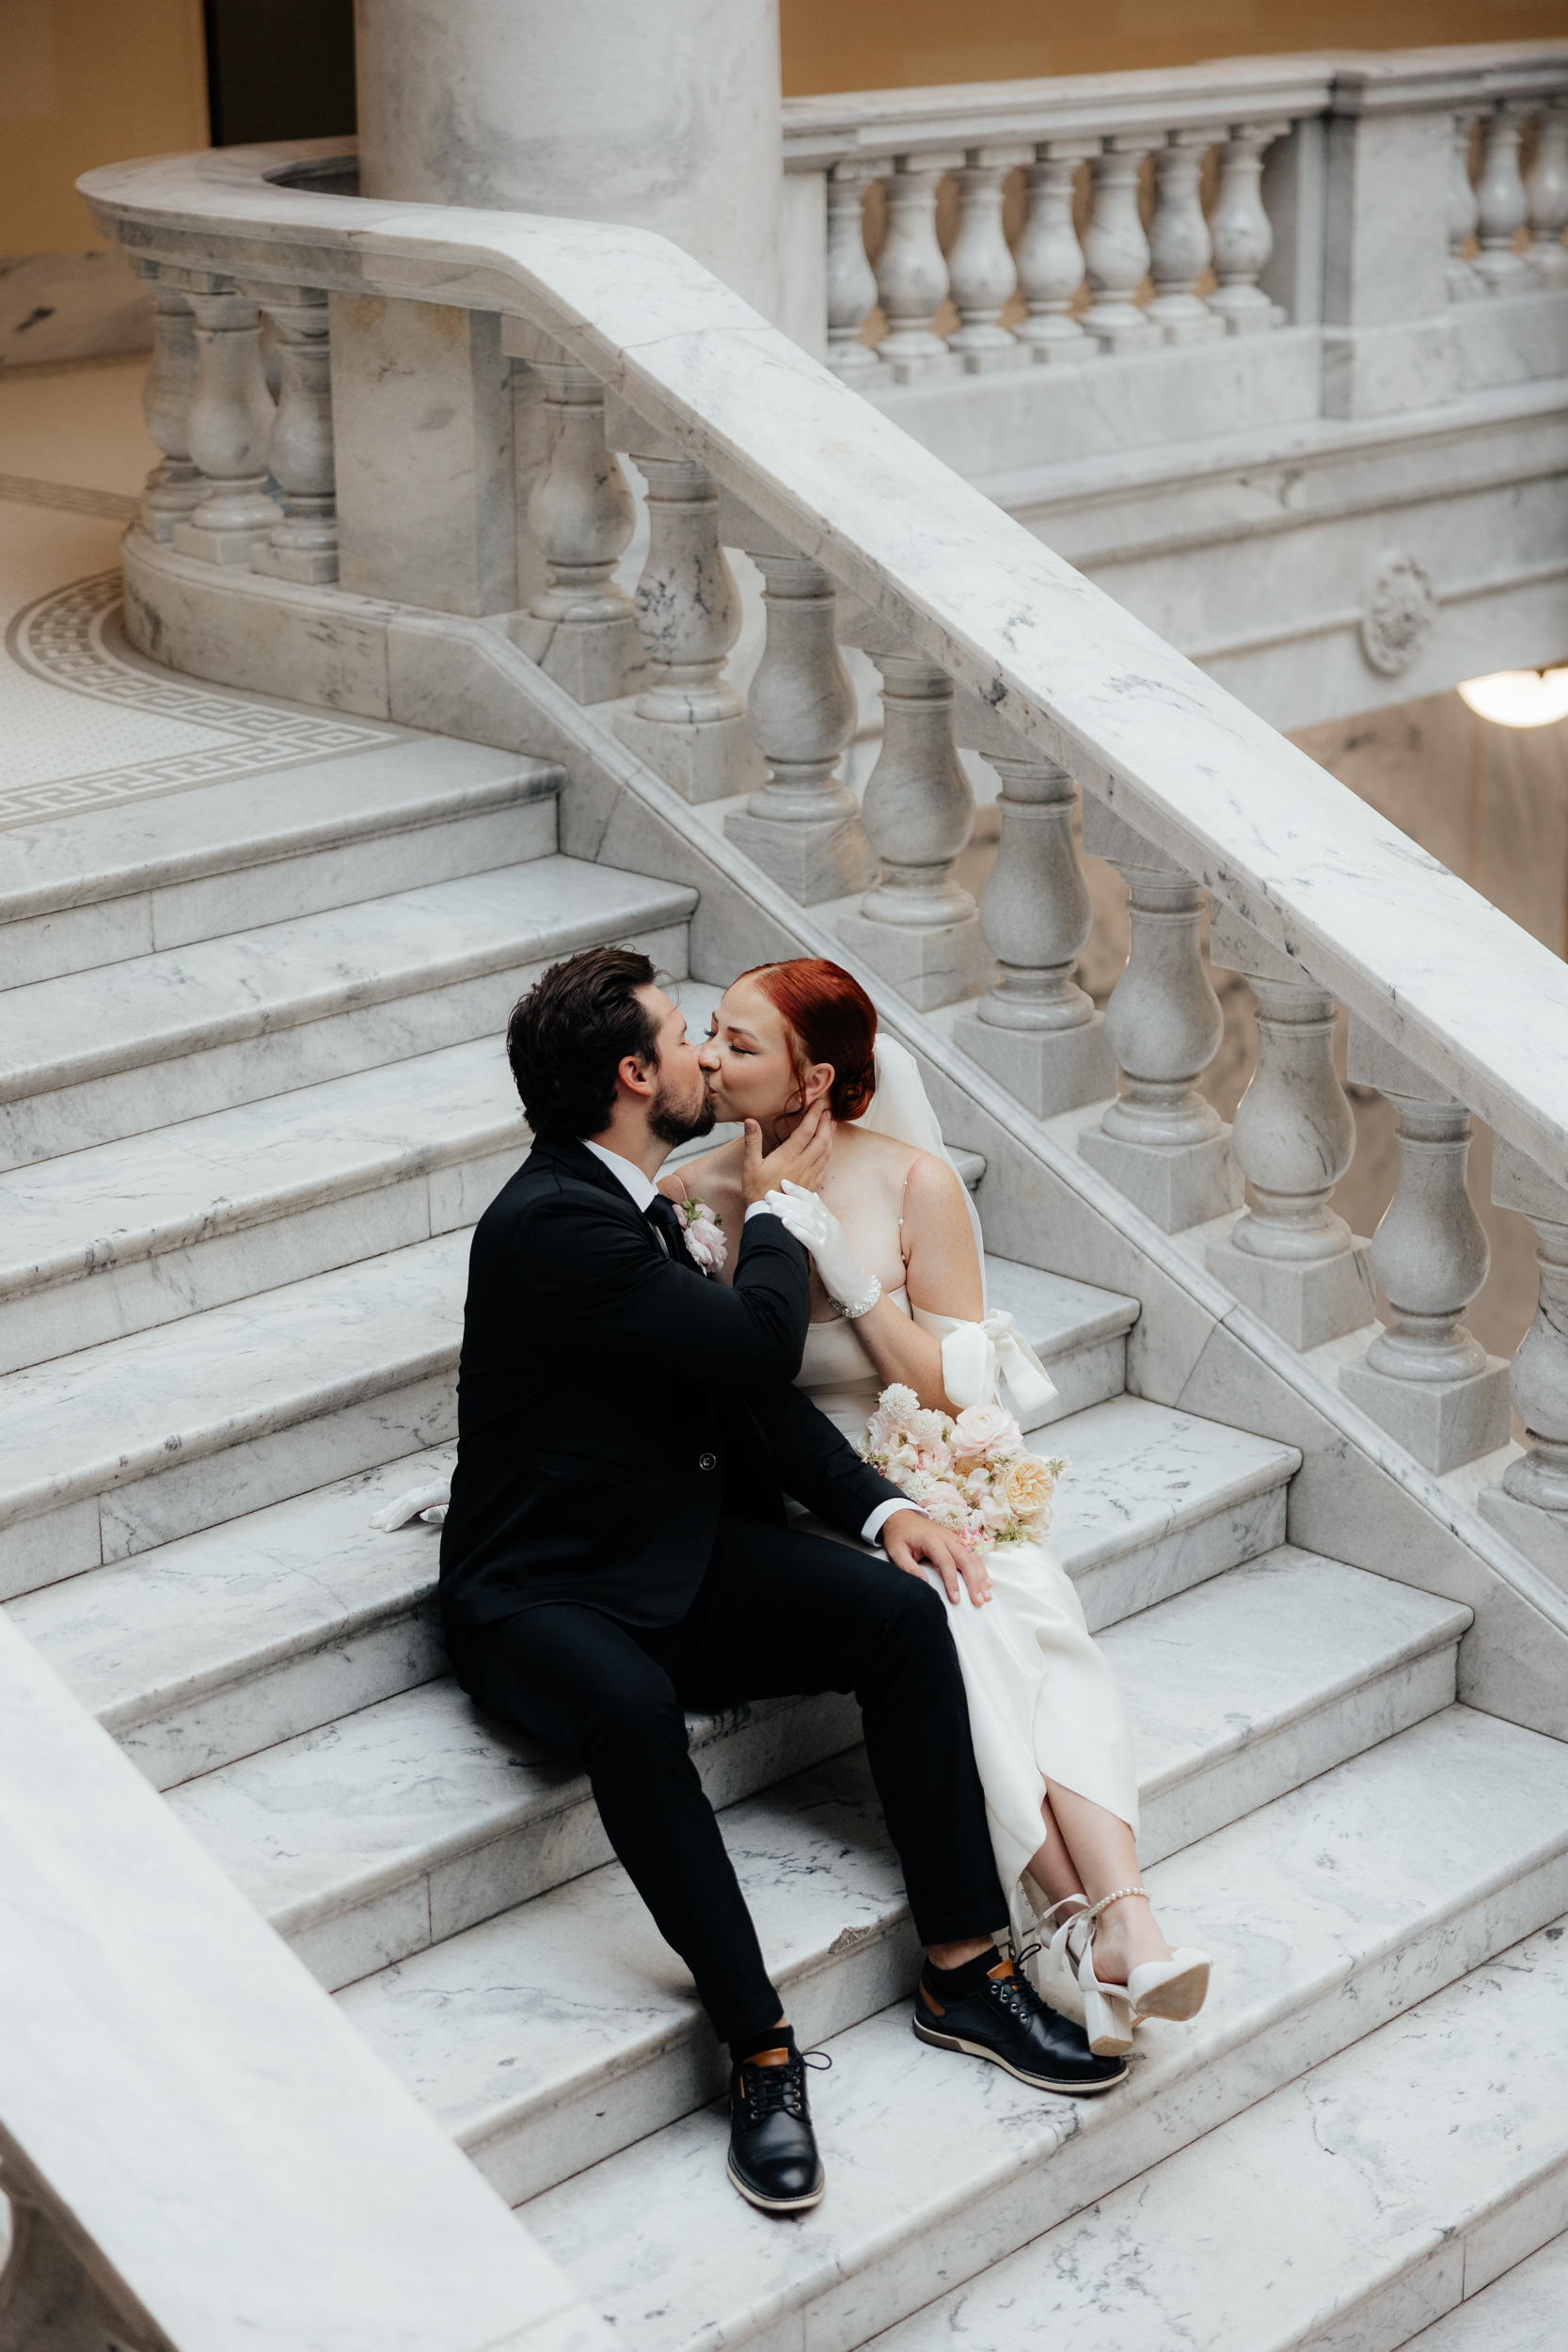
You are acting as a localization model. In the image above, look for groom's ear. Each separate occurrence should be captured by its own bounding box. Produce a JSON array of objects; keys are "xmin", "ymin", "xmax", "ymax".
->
[{"xmin": 615, "ymin": 1049, "xmax": 657, "ymax": 1102}]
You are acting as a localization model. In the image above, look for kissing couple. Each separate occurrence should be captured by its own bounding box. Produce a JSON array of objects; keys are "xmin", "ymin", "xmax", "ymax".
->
[{"xmin": 430, "ymin": 946, "xmax": 1210, "ymax": 2215}]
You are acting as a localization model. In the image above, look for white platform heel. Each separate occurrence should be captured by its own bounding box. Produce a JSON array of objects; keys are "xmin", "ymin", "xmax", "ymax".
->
[
  {"xmin": 1043, "ymin": 1886, "xmax": 1212, "ymax": 2056},
  {"xmin": 1128, "ymin": 1948, "xmax": 1212, "ymax": 2023},
  {"xmin": 1034, "ymin": 1894, "xmax": 1090, "ymax": 2027}
]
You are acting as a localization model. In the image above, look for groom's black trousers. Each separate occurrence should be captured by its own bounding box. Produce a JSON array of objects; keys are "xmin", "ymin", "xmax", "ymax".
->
[{"xmin": 446, "ymin": 1518, "xmax": 1008, "ymax": 2047}]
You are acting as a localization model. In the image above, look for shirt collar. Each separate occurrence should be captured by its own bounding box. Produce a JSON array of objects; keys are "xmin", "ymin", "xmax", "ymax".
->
[{"xmin": 580, "ymin": 1137, "xmax": 661, "ymax": 1215}]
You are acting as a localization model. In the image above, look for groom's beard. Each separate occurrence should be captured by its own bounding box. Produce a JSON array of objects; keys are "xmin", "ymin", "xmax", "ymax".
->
[{"xmin": 648, "ymin": 1078, "xmax": 716, "ymax": 1150}]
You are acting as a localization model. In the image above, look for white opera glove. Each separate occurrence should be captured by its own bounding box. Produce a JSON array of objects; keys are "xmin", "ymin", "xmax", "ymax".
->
[{"xmin": 765, "ymin": 1179, "xmax": 882, "ymax": 1319}]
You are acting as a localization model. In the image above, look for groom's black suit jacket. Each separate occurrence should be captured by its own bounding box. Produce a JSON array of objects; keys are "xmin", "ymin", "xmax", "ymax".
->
[{"xmin": 438, "ymin": 1133, "xmax": 904, "ymax": 1629}]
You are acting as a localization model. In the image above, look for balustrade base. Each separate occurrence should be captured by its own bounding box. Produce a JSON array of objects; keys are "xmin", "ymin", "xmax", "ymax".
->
[
  {"xmin": 838, "ymin": 909, "xmax": 994, "ymax": 1012},
  {"xmin": 171, "ymin": 516, "xmax": 277, "ymax": 567},
  {"xmin": 511, "ymin": 612, "xmax": 646, "ymax": 706},
  {"xmin": 875, "ymin": 348, "xmax": 965, "ymax": 388},
  {"xmin": 1478, "ymin": 1484, "xmax": 1568, "ymax": 1590},
  {"xmin": 251, "ymin": 539, "xmax": 340, "ymax": 586},
  {"xmin": 954, "ymin": 1009, "xmax": 1116, "ymax": 1119},
  {"xmin": 724, "ymin": 807, "xmax": 877, "ymax": 906},
  {"xmin": 612, "ymin": 709, "xmax": 766, "ymax": 805},
  {"xmin": 1078, "ymin": 1121, "xmax": 1243, "ymax": 1234},
  {"xmin": 1339, "ymin": 1352, "xmax": 1512, "ymax": 1474},
  {"xmin": 1207, "ymin": 1233, "xmax": 1376, "ymax": 1351},
  {"xmin": 957, "ymin": 341, "xmax": 1028, "ymax": 375}
]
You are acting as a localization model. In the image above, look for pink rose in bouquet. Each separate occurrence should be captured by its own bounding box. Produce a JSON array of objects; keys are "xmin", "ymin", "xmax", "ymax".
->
[
  {"xmin": 676, "ymin": 1197, "xmax": 726, "ymax": 1275},
  {"xmin": 952, "ymin": 1402, "xmax": 1023, "ymax": 1462}
]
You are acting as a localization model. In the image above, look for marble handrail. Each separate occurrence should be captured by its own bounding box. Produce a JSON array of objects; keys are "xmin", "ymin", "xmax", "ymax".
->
[
  {"xmin": 78, "ymin": 143, "xmax": 1568, "ymax": 1184},
  {"xmin": 0, "ymin": 1613, "xmax": 603, "ymax": 2350}
]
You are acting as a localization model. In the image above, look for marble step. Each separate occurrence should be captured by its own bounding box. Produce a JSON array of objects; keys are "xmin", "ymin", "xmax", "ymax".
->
[
  {"xmin": 0, "ymin": 1228, "xmax": 475, "ymax": 1603},
  {"xmin": 524, "ymin": 1705, "xmax": 1568, "ymax": 2352},
  {"xmin": 862, "ymin": 1911, "xmax": 1568, "ymax": 2352},
  {"xmin": 0, "ymin": 1039, "xmax": 527, "ymax": 1374},
  {"xmin": 0, "ymin": 856, "xmax": 696, "ymax": 1168},
  {"xmin": 158, "ymin": 1401, "xmax": 1297, "ymax": 1993},
  {"xmin": 10, "ymin": 1258, "xmax": 1141, "ymax": 1785},
  {"xmin": 1392, "ymin": 2230, "xmax": 1568, "ymax": 2352},
  {"xmin": 335, "ymin": 1553, "xmax": 1466, "ymax": 2205},
  {"xmin": 1, "ymin": 739, "xmax": 564, "ymax": 986}
]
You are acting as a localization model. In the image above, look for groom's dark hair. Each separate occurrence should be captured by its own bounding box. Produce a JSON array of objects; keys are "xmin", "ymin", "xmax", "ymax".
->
[{"xmin": 507, "ymin": 946, "xmax": 664, "ymax": 1137}]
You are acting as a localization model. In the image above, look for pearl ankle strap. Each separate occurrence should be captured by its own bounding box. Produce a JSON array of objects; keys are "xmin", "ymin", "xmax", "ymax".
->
[{"xmin": 1079, "ymin": 1884, "xmax": 1148, "ymax": 1928}]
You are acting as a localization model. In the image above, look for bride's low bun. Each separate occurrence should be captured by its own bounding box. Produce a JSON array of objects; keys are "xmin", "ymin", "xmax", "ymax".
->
[{"xmin": 740, "ymin": 959, "xmax": 878, "ymax": 1121}]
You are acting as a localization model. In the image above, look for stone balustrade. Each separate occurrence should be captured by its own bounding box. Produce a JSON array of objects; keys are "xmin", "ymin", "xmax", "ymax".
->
[{"xmin": 784, "ymin": 44, "xmax": 1568, "ymax": 380}]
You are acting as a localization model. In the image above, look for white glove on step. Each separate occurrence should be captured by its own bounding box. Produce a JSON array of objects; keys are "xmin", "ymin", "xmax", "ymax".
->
[{"xmin": 766, "ymin": 1179, "xmax": 881, "ymax": 1318}]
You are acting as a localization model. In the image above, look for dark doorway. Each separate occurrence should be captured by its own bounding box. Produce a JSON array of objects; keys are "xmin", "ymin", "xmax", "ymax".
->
[{"xmin": 203, "ymin": 0, "xmax": 356, "ymax": 146}]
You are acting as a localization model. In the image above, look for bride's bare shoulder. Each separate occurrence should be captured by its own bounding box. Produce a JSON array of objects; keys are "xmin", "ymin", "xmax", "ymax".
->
[{"xmin": 902, "ymin": 1145, "xmax": 972, "ymax": 1222}]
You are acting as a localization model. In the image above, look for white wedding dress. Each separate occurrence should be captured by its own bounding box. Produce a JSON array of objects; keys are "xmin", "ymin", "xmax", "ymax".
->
[{"xmin": 816, "ymin": 1041, "xmax": 1140, "ymax": 1945}]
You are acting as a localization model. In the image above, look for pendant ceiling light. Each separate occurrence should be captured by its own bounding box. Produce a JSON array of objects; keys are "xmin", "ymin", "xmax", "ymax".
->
[{"xmin": 1456, "ymin": 668, "xmax": 1568, "ymax": 728}]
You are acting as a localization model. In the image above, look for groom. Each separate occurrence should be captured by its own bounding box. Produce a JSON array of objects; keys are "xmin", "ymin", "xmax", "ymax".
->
[{"xmin": 440, "ymin": 946, "xmax": 1124, "ymax": 2216}]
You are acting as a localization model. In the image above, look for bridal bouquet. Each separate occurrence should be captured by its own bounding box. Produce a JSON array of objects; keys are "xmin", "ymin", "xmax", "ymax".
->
[{"xmin": 859, "ymin": 1383, "xmax": 1067, "ymax": 1551}]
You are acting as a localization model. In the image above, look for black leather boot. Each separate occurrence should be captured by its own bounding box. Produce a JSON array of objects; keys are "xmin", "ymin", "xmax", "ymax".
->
[
  {"xmin": 726, "ymin": 2040, "xmax": 826, "ymax": 2214},
  {"xmin": 913, "ymin": 1948, "xmax": 1128, "ymax": 2094}
]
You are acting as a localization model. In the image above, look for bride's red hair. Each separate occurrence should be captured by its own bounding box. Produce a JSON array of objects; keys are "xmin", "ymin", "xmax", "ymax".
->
[{"xmin": 739, "ymin": 959, "xmax": 878, "ymax": 1122}]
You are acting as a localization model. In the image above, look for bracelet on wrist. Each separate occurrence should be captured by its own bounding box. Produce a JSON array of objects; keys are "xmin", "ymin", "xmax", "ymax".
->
[{"xmin": 838, "ymin": 1274, "xmax": 881, "ymax": 1321}]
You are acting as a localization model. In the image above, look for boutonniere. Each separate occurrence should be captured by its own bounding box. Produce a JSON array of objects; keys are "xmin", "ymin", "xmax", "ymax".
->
[{"xmin": 676, "ymin": 1196, "xmax": 726, "ymax": 1276}]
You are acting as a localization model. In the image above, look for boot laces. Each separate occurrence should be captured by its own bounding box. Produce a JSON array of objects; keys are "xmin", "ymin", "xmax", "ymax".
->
[
  {"xmin": 737, "ymin": 2047, "xmax": 831, "ymax": 2126},
  {"xmin": 989, "ymin": 1947, "xmax": 1047, "ymax": 2026}
]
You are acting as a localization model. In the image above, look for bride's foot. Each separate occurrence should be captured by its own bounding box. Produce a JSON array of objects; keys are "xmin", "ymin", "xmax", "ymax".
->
[
  {"xmin": 1081, "ymin": 1887, "xmax": 1212, "ymax": 2028},
  {"xmin": 1088, "ymin": 1890, "xmax": 1174, "ymax": 1988}
]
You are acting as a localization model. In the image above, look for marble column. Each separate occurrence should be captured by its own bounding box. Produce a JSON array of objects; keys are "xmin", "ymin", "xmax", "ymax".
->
[
  {"xmin": 1338, "ymin": 1023, "xmax": 1510, "ymax": 1473},
  {"xmin": 611, "ymin": 443, "xmax": 764, "ymax": 803},
  {"xmin": 1080, "ymin": 137, "xmax": 1155, "ymax": 352},
  {"xmin": 837, "ymin": 626, "xmax": 990, "ymax": 1010},
  {"xmin": 951, "ymin": 700, "xmax": 1114, "ymax": 1115},
  {"xmin": 1077, "ymin": 799, "xmax": 1242, "ymax": 1232},
  {"xmin": 1013, "ymin": 142, "xmax": 1095, "ymax": 364},
  {"xmin": 509, "ymin": 358, "xmax": 641, "ymax": 703},
  {"xmin": 1447, "ymin": 112, "xmax": 1484, "ymax": 301},
  {"xmin": 721, "ymin": 510, "xmax": 874, "ymax": 903},
  {"xmin": 825, "ymin": 162, "xmax": 880, "ymax": 376},
  {"xmin": 1147, "ymin": 130, "xmax": 1222, "ymax": 342},
  {"xmin": 1481, "ymin": 1140, "xmax": 1568, "ymax": 1582},
  {"xmin": 249, "ymin": 288, "xmax": 338, "ymax": 585},
  {"xmin": 1205, "ymin": 911, "xmax": 1374, "ymax": 1347},
  {"xmin": 875, "ymin": 153, "xmax": 963, "ymax": 382},
  {"xmin": 1528, "ymin": 99, "xmax": 1568, "ymax": 281},
  {"xmin": 1475, "ymin": 103, "xmax": 1531, "ymax": 292},
  {"xmin": 168, "ymin": 279, "xmax": 278, "ymax": 566},
  {"xmin": 1208, "ymin": 121, "xmax": 1286, "ymax": 334},
  {"xmin": 355, "ymin": 0, "xmax": 784, "ymax": 319},
  {"xmin": 138, "ymin": 269, "xmax": 204, "ymax": 545},
  {"xmin": 946, "ymin": 146, "xmax": 1029, "ymax": 371}
]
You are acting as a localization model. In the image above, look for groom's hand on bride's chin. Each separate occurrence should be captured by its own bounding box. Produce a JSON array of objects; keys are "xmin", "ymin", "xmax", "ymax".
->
[
  {"xmin": 882, "ymin": 1511, "xmax": 992, "ymax": 1608},
  {"xmin": 741, "ymin": 1104, "xmax": 832, "ymax": 1206}
]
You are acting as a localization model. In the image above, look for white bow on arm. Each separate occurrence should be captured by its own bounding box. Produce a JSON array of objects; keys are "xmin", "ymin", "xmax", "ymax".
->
[{"xmin": 941, "ymin": 1311, "xmax": 1058, "ymax": 1425}]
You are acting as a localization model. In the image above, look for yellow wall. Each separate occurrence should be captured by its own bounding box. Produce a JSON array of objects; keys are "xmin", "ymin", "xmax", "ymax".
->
[
  {"xmin": 1, "ymin": 0, "xmax": 208, "ymax": 257},
  {"xmin": 780, "ymin": 0, "xmax": 1568, "ymax": 93}
]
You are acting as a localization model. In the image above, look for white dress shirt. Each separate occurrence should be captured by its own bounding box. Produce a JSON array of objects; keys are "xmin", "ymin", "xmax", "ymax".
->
[{"xmin": 579, "ymin": 1138, "xmax": 907, "ymax": 1549}]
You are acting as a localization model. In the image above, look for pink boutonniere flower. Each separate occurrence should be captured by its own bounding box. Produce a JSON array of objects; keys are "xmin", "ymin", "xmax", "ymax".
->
[{"xmin": 677, "ymin": 1196, "xmax": 726, "ymax": 1276}]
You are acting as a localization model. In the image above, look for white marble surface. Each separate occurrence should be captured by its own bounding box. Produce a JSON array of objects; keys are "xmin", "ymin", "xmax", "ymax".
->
[
  {"xmin": 873, "ymin": 1911, "xmax": 1568, "ymax": 2352},
  {"xmin": 527, "ymin": 1706, "xmax": 1568, "ymax": 2352},
  {"xmin": 0, "ymin": 1609, "xmax": 607, "ymax": 2352}
]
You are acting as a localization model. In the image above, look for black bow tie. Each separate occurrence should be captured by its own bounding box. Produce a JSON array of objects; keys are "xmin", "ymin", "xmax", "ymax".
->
[{"xmin": 644, "ymin": 1194, "xmax": 689, "ymax": 1263}]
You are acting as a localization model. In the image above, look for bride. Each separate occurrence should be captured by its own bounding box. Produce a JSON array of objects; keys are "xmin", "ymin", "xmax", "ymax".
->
[{"xmin": 666, "ymin": 956, "xmax": 1210, "ymax": 2057}]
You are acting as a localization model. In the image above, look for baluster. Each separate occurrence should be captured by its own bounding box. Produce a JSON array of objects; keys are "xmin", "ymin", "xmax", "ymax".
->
[
  {"xmin": 721, "ymin": 513, "xmax": 875, "ymax": 904},
  {"xmin": 1147, "ymin": 129, "xmax": 1222, "ymax": 342},
  {"xmin": 1475, "ymin": 103, "xmax": 1531, "ymax": 291},
  {"xmin": 1338, "ymin": 1024, "xmax": 1510, "ymax": 1472},
  {"xmin": 138, "ymin": 271, "xmax": 204, "ymax": 544},
  {"xmin": 1207, "ymin": 120, "xmax": 1287, "ymax": 334},
  {"xmin": 610, "ymin": 446, "xmax": 764, "ymax": 803},
  {"xmin": 951, "ymin": 702, "xmax": 1115, "ymax": 1115},
  {"xmin": 875, "ymin": 153, "xmax": 963, "ymax": 381},
  {"xmin": 1205, "ymin": 912, "xmax": 1374, "ymax": 1346},
  {"xmin": 836, "ymin": 625, "xmax": 990, "ymax": 1009},
  {"xmin": 1080, "ymin": 137, "xmax": 1155, "ymax": 351},
  {"xmin": 1447, "ymin": 111, "xmax": 1484, "ymax": 300},
  {"xmin": 509, "ymin": 359, "xmax": 641, "ymax": 702},
  {"xmin": 1481, "ymin": 1141, "xmax": 1568, "ymax": 1580},
  {"xmin": 1528, "ymin": 97, "xmax": 1568, "ymax": 281},
  {"xmin": 248, "ymin": 287, "xmax": 338, "ymax": 584},
  {"xmin": 169, "ymin": 279, "xmax": 278, "ymax": 565},
  {"xmin": 1014, "ymin": 141, "xmax": 1095, "ymax": 363},
  {"xmin": 947, "ymin": 145, "xmax": 1028, "ymax": 371},
  {"xmin": 826, "ymin": 162, "xmax": 880, "ymax": 375},
  {"xmin": 1076, "ymin": 800, "xmax": 1242, "ymax": 1232}
]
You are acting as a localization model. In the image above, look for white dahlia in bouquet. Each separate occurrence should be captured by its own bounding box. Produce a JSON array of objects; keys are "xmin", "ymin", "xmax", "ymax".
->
[{"xmin": 859, "ymin": 1382, "xmax": 1068, "ymax": 1550}]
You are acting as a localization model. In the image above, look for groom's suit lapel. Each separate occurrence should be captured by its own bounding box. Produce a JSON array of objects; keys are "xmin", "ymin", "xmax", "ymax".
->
[{"xmin": 528, "ymin": 1133, "xmax": 690, "ymax": 1271}]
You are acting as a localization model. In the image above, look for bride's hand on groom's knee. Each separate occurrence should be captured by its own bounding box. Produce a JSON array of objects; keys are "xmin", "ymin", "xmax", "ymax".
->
[
  {"xmin": 881, "ymin": 1510, "xmax": 992, "ymax": 1609},
  {"xmin": 741, "ymin": 1103, "xmax": 832, "ymax": 1206}
]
